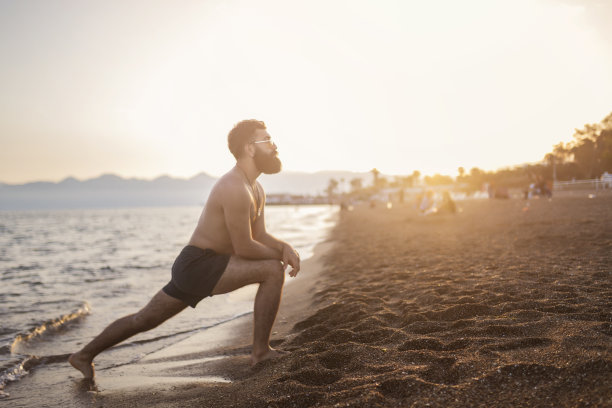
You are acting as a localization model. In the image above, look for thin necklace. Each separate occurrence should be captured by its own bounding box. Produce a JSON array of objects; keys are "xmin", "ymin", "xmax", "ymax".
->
[{"xmin": 237, "ymin": 166, "xmax": 261, "ymax": 217}]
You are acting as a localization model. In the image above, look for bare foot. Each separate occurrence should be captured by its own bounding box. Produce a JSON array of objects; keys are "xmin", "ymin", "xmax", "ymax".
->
[
  {"xmin": 76, "ymin": 378, "xmax": 99, "ymax": 393},
  {"xmin": 250, "ymin": 348, "xmax": 287, "ymax": 366},
  {"xmin": 69, "ymin": 352, "xmax": 95, "ymax": 379}
]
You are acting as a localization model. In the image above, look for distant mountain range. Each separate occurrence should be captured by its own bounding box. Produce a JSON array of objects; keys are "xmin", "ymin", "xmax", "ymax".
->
[{"xmin": 0, "ymin": 170, "xmax": 372, "ymax": 210}]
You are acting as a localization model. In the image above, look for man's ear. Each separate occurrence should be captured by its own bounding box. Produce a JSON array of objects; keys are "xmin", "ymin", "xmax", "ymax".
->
[{"xmin": 244, "ymin": 142, "xmax": 255, "ymax": 158}]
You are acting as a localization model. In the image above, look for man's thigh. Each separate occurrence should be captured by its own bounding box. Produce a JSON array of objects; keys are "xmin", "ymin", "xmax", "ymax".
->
[{"xmin": 211, "ymin": 257, "xmax": 282, "ymax": 296}]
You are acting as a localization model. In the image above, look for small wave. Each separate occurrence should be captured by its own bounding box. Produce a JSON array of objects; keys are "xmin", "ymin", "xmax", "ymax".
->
[
  {"xmin": 84, "ymin": 277, "xmax": 117, "ymax": 283},
  {"xmin": 6, "ymin": 264, "xmax": 41, "ymax": 272},
  {"xmin": 31, "ymin": 298, "xmax": 80, "ymax": 307},
  {"xmin": 118, "ymin": 311, "xmax": 253, "ymax": 349},
  {"xmin": 32, "ymin": 248, "xmax": 53, "ymax": 254},
  {"xmin": 10, "ymin": 302, "xmax": 90, "ymax": 353},
  {"xmin": 22, "ymin": 353, "xmax": 71, "ymax": 370},
  {"xmin": 0, "ymin": 355, "xmax": 32, "ymax": 398},
  {"xmin": 99, "ymin": 311, "xmax": 253, "ymax": 372},
  {"xmin": 20, "ymin": 280, "xmax": 43, "ymax": 286},
  {"xmin": 62, "ymin": 265, "xmax": 95, "ymax": 274},
  {"xmin": 122, "ymin": 264, "xmax": 165, "ymax": 270},
  {"xmin": 0, "ymin": 293, "xmax": 23, "ymax": 300},
  {"xmin": 0, "ymin": 353, "xmax": 71, "ymax": 398},
  {"xmin": 2, "ymin": 303, "xmax": 89, "ymax": 396},
  {"xmin": 0, "ymin": 328, "xmax": 18, "ymax": 339},
  {"xmin": 121, "ymin": 328, "xmax": 200, "ymax": 347}
]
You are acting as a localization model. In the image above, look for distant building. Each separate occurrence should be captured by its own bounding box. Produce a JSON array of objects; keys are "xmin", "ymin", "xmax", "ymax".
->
[{"xmin": 265, "ymin": 194, "xmax": 329, "ymax": 205}]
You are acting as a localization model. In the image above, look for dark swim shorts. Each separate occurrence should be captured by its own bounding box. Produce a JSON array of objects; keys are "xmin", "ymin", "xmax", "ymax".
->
[{"xmin": 162, "ymin": 245, "xmax": 231, "ymax": 308}]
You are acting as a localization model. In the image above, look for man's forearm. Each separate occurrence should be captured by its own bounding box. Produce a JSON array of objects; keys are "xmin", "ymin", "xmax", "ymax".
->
[
  {"xmin": 236, "ymin": 239, "xmax": 282, "ymax": 260},
  {"xmin": 256, "ymin": 232, "xmax": 287, "ymax": 253}
]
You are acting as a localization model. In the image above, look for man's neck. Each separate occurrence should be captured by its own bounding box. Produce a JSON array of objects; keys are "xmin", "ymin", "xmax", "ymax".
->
[{"xmin": 235, "ymin": 161, "xmax": 260, "ymax": 186}]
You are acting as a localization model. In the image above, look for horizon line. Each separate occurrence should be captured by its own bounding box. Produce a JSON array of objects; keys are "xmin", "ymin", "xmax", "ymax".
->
[{"xmin": 0, "ymin": 160, "xmax": 548, "ymax": 186}]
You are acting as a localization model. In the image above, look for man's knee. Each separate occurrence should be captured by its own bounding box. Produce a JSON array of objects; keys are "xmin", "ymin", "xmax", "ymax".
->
[{"xmin": 264, "ymin": 260, "xmax": 285, "ymax": 285}]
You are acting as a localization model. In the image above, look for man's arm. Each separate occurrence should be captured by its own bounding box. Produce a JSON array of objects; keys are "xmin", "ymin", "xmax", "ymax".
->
[
  {"xmin": 252, "ymin": 186, "xmax": 301, "ymax": 276},
  {"xmin": 254, "ymin": 223, "xmax": 288, "ymax": 252},
  {"xmin": 222, "ymin": 183, "xmax": 282, "ymax": 260}
]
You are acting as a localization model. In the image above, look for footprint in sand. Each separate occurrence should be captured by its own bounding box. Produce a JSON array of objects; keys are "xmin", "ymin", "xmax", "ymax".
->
[{"xmin": 279, "ymin": 368, "xmax": 342, "ymax": 386}]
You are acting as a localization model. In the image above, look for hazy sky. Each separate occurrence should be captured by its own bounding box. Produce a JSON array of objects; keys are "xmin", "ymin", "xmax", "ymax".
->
[{"xmin": 1, "ymin": 0, "xmax": 611, "ymax": 184}]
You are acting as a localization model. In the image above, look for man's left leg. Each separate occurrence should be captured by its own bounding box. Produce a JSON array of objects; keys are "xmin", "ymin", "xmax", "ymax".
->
[{"xmin": 210, "ymin": 257, "xmax": 285, "ymax": 364}]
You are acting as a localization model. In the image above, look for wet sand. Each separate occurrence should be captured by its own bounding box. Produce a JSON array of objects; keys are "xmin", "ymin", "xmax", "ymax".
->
[{"xmin": 97, "ymin": 194, "xmax": 612, "ymax": 407}]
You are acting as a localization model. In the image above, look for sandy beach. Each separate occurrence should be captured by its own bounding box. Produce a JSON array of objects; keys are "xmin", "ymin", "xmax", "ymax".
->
[{"xmin": 90, "ymin": 194, "xmax": 611, "ymax": 407}]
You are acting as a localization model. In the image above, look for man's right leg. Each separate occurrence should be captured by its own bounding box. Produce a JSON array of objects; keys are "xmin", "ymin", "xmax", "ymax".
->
[
  {"xmin": 69, "ymin": 289, "xmax": 187, "ymax": 378},
  {"xmin": 210, "ymin": 257, "xmax": 285, "ymax": 365}
]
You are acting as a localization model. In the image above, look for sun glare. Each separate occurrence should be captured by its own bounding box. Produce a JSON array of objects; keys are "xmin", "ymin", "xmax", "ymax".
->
[{"xmin": 0, "ymin": 0, "xmax": 611, "ymax": 183}]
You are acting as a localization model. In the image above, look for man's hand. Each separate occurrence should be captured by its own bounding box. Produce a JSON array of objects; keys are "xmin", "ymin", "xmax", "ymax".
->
[{"xmin": 281, "ymin": 243, "xmax": 301, "ymax": 277}]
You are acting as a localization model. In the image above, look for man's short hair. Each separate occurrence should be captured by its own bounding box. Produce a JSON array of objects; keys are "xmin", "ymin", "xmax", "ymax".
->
[{"xmin": 227, "ymin": 119, "xmax": 266, "ymax": 159}]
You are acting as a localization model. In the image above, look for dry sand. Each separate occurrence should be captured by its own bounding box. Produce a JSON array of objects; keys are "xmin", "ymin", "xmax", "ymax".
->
[{"xmin": 97, "ymin": 194, "xmax": 612, "ymax": 407}]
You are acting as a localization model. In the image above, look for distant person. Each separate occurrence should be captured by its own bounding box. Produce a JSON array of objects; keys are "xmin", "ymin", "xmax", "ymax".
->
[
  {"xmin": 537, "ymin": 176, "xmax": 552, "ymax": 198},
  {"xmin": 602, "ymin": 171, "xmax": 612, "ymax": 189},
  {"xmin": 70, "ymin": 120, "xmax": 300, "ymax": 379},
  {"xmin": 487, "ymin": 182, "xmax": 495, "ymax": 199},
  {"xmin": 414, "ymin": 192, "xmax": 424, "ymax": 210},
  {"xmin": 527, "ymin": 182, "xmax": 537, "ymax": 199},
  {"xmin": 527, "ymin": 175, "xmax": 552, "ymax": 199},
  {"xmin": 419, "ymin": 190, "xmax": 436, "ymax": 214},
  {"xmin": 437, "ymin": 191, "xmax": 456, "ymax": 214}
]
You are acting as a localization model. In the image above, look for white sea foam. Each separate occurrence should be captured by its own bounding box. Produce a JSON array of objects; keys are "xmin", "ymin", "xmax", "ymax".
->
[{"xmin": 10, "ymin": 302, "xmax": 90, "ymax": 354}]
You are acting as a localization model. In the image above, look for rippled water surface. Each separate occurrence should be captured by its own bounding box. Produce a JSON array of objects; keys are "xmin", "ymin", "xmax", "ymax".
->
[{"xmin": 0, "ymin": 205, "xmax": 337, "ymax": 398}]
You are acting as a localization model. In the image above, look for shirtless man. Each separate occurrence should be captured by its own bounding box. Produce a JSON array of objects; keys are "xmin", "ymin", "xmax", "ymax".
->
[{"xmin": 69, "ymin": 119, "xmax": 300, "ymax": 379}]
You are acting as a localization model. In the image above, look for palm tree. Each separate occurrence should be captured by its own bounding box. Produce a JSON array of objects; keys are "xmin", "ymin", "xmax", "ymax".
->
[
  {"xmin": 458, "ymin": 167, "xmax": 465, "ymax": 180},
  {"xmin": 350, "ymin": 177, "xmax": 363, "ymax": 193},
  {"xmin": 370, "ymin": 168, "xmax": 380, "ymax": 188},
  {"xmin": 412, "ymin": 170, "xmax": 421, "ymax": 185},
  {"xmin": 326, "ymin": 178, "xmax": 339, "ymax": 204}
]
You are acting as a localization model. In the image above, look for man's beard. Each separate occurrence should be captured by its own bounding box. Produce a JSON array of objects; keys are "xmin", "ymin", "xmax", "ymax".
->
[{"xmin": 254, "ymin": 149, "xmax": 282, "ymax": 174}]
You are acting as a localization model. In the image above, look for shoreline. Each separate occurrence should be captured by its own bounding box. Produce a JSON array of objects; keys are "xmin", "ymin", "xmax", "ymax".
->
[{"xmin": 94, "ymin": 239, "xmax": 336, "ymax": 405}]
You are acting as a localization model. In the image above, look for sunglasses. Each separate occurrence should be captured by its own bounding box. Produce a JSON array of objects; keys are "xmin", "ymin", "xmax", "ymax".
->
[{"xmin": 250, "ymin": 139, "xmax": 275, "ymax": 146}]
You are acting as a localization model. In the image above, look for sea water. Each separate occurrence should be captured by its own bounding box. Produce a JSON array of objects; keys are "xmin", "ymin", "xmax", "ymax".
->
[{"xmin": 0, "ymin": 205, "xmax": 338, "ymax": 398}]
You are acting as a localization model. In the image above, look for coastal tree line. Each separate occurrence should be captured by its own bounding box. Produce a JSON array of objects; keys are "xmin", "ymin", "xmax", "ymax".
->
[{"xmin": 327, "ymin": 110, "xmax": 612, "ymax": 198}]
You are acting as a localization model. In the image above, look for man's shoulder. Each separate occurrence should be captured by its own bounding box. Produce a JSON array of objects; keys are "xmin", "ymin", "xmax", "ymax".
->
[
  {"xmin": 211, "ymin": 170, "xmax": 248, "ymax": 199},
  {"xmin": 213, "ymin": 168, "xmax": 240, "ymax": 187}
]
